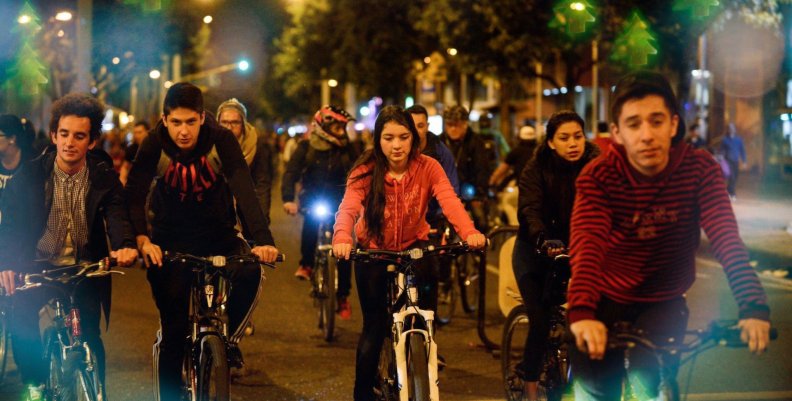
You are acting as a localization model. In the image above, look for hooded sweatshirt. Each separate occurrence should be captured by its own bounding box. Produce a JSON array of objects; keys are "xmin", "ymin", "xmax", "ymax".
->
[
  {"xmin": 333, "ymin": 154, "xmax": 478, "ymax": 250},
  {"xmin": 567, "ymin": 142, "xmax": 769, "ymax": 323}
]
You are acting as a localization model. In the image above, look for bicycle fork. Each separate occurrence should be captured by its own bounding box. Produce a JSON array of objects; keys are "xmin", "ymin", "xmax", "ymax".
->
[{"xmin": 392, "ymin": 300, "xmax": 439, "ymax": 401}]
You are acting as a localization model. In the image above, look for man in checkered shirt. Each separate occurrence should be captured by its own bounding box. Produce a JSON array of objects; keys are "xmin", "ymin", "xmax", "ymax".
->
[{"xmin": 0, "ymin": 93, "xmax": 138, "ymax": 401}]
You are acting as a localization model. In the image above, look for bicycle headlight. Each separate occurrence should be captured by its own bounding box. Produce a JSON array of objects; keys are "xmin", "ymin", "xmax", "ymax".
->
[
  {"xmin": 313, "ymin": 202, "xmax": 330, "ymax": 218},
  {"xmin": 461, "ymin": 183, "xmax": 476, "ymax": 200}
]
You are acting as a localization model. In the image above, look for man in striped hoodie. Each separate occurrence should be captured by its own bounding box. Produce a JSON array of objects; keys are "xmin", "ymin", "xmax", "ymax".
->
[{"xmin": 567, "ymin": 71, "xmax": 771, "ymax": 400}]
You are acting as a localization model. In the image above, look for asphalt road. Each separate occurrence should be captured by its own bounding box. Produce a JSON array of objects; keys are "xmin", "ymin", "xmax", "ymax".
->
[{"xmin": 2, "ymin": 190, "xmax": 791, "ymax": 401}]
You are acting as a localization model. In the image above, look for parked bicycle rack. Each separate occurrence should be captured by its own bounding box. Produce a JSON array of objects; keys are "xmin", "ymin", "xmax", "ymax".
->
[{"xmin": 477, "ymin": 225, "xmax": 519, "ymax": 351}]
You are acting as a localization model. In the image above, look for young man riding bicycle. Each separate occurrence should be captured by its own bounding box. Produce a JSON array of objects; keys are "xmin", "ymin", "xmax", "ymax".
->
[
  {"xmin": 567, "ymin": 71, "xmax": 771, "ymax": 400},
  {"xmin": 125, "ymin": 82, "xmax": 279, "ymax": 401},
  {"xmin": 0, "ymin": 94, "xmax": 138, "ymax": 401}
]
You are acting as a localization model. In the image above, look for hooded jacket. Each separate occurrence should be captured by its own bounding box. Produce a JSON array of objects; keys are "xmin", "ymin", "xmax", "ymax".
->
[
  {"xmin": 567, "ymin": 142, "xmax": 769, "ymax": 323},
  {"xmin": 332, "ymin": 154, "xmax": 478, "ymax": 250},
  {"xmin": 125, "ymin": 115, "xmax": 274, "ymax": 248}
]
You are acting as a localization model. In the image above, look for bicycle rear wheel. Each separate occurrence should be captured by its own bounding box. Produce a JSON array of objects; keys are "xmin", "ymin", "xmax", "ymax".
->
[
  {"xmin": 457, "ymin": 253, "xmax": 480, "ymax": 313},
  {"xmin": 197, "ymin": 335, "xmax": 230, "ymax": 401},
  {"xmin": 407, "ymin": 334, "xmax": 430, "ymax": 401},
  {"xmin": 375, "ymin": 337, "xmax": 398, "ymax": 401},
  {"xmin": 435, "ymin": 261, "xmax": 457, "ymax": 325},
  {"xmin": 501, "ymin": 305, "xmax": 529, "ymax": 401}
]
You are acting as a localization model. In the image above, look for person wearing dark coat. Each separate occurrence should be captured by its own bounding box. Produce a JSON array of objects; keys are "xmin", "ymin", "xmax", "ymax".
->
[
  {"xmin": 512, "ymin": 110, "xmax": 599, "ymax": 400},
  {"xmin": 0, "ymin": 94, "xmax": 138, "ymax": 400}
]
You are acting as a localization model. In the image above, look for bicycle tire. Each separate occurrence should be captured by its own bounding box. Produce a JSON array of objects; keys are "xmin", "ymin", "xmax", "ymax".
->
[
  {"xmin": 457, "ymin": 253, "xmax": 480, "ymax": 313},
  {"xmin": 197, "ymin": 335, "xmax": 230, "ymax": 401},
  {"xmin": 501, "ymin": 305, "xmax": 529, "ymax": 401},
  {"xmin": 376, "ymin": 337, "xmax": 398, "ymax": 401},
  {"xmin": 43, "ymin": 327, "xmax": 68, "ymax": 400},
  {"xmin": 0, "ymin": 305, "xmax": 8, "ymax": 385},
  {"xmin": 407, "ymin": 334, "xmax": 430, "ymax": 401},
  {"xmin": 322, "ymin": 253, "xmax": 337, "ymax": 342},
  {"xmin": 435, "ymin": 261, "xmax": 457, "ymax": 325}
]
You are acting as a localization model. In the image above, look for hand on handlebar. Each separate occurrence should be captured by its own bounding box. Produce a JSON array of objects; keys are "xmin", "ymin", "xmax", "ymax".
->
[
  {"xmin": 570, "ymin": 319, "xmax": 608, "ymax": 360},
  {"xmin": 465, "ymin": 233, "xmax": 487, "ymax": 249},
  {"xmin": 111, "ymin": 247, "xmax": 139, "ymax": 267},
  {"xmin": 1, "ymin": 270, "xmax": 16, "ymax": 296},
  {"xmin": 251, "ymin": 245, "xmax": 280, "ymax": 263},
  {"xmin": 283, "ymin": 202, "xmax": 299, "ymax": 216},
  {"xmin": 541, "ymin": 239, "xmax": 566, "ymax": 257},
  {"xmin": 333, "ymin": 243, "xmax": 353, "ymax": 260},
  {"xmin": 137, "ymin": 235, "xmax": 162, "ymax": 268},
  {"xmin": 738, "ymin": 318, "xmax": 771, "ymax": 355}
]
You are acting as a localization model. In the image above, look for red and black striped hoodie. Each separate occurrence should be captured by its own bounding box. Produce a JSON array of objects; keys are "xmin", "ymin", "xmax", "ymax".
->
[{"xmin": 567, "ymin": 142, "xmax": 769, "ymax": 323}]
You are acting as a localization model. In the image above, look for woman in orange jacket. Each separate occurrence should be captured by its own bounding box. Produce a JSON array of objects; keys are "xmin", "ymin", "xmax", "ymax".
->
[{"xmin": 333, "ymin": 105, "xmax": 486, "ymax": 401}]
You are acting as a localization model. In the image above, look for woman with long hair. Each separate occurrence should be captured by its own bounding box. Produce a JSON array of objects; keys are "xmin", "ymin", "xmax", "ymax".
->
[
  {"xmin": 332, "ymin": 105, "xmax": 486, "ymax": 401},
  {"xmin": 513, "ymin": 110, "xmax": 600, "ymax": 400}
]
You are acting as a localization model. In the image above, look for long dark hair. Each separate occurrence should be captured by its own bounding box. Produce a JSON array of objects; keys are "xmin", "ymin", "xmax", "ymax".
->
[
  {"xmin": 534, "ymin": 110, "xmax": 585, "ymax": 162},
  {"xmin": 348, "ymin": 105, "xmax": 421, "ymax": 245}
]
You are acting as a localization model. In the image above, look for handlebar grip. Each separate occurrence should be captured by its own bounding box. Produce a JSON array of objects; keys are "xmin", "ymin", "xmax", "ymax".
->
[{"xmin": 276, "ymin": 254, "xmax": 285, "ymax": 262}]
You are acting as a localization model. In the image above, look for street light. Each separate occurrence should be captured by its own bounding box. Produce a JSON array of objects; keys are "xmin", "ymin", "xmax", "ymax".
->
[
  {"xmin": 238, "ymin": 60, "xmax": 250, "ymax": 71},
  {"xmin": 203, "ymin": 15, "xmax": 213, "ymax": 24},
  {"xmin": 327, "ymin": 79, "xmax": 338, "ymax": 88},
  {"xmin": 447, "ymin": 48, "xmax": 458, "ymax": 56},
  {"xmin": 18, "ymin": 14, "xmax": 31, "ymax": 24},
  {"xmin": 55, "ymin": 11, "xmax": 73, "ymax": 21},
  {"xmin": 112, "ymin": 57, "xmax": 120, "ymax": 65},
  {"xmin": 149, "ymin": 69, "xmax": 161, "ymax": 79}
]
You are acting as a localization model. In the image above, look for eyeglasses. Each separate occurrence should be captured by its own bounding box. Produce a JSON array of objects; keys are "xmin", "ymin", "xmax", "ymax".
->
[{"xmin": 220, "ymin": 120, "xmax": 243, "ymax": 127}]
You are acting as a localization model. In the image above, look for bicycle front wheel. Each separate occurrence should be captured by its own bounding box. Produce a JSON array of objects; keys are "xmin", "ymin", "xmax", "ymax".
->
[
  {"xmin": 375, "ymin": 337, "xmax": 398, "ymax": 401},
  {"xmin": 0, "ymin": 305, "xmax": 8, "ymax": 385},
  {"xmin": 407, "ymin": 334, "xmax": 430, "ymax": 401},
  {"xmin": 197, "ymin": 335, "xmax": 230, "ymax": 401},
  {"xmin": 61, "ymin": 351, "xmax": 103, "ymax": 401},
  {"xmin": 321, "ymin": 254, "xmax": 337, "ymax": 342}
]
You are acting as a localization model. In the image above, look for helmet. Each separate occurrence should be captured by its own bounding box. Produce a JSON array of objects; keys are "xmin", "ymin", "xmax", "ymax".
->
[{"xmin": 314, "ymin": 105, "xmax": 354, "ymax": 135}]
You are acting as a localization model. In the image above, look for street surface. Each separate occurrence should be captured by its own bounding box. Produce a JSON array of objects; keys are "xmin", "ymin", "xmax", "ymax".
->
[{"xmin": 2, "ymin": 179, "xmax": 791, "ymax": 401}]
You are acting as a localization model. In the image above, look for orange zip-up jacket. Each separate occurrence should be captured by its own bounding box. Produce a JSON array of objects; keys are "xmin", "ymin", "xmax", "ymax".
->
[{"xmin": 333, "ymin": 154, "xmax": 479, "ymax": 250}]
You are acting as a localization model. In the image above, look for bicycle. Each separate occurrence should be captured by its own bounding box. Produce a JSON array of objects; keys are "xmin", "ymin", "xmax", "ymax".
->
[
  {"xmin": 161, "ymin": 251, "xmax": 281, "ymax": 401},
  {"xmin": 14, "ymin": 258, "xmax": 123, "ymax": 401},
  {"xmin": 303, "ymin": 200, "xmax": 339, "ymax": 342},
  {"xmin": 350, "ymin": 241, "xmax": 481, "ymax": 401},
  {"xmin": 501, "ymin": 252, "xmax": 571, "ymax": 401},
  {"xmin": 0, "ymin": 286, "xmax": 10, "ymax": 385},
  {"xmin": 601, "ymin": 319, "xmax": 778, "ymax": 401}
]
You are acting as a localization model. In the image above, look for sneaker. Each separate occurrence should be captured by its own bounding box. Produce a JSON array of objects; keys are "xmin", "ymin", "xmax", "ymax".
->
[
  {"xmin": 294, "ymin": 265, "xmax": 313, "ymax": 280},
  {"xmin": 337, "ymin": 297, "xmax": 352, "ymax": 320},
  {"xmin": 26, "ymin": 384, "xmax": 44, "ymax": 401}
]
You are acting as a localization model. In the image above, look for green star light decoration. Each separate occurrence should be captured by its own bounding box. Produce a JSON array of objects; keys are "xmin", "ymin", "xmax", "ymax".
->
[{"xmin": 673, "ymin": 0, "xmax": 720, "ymax": 19}]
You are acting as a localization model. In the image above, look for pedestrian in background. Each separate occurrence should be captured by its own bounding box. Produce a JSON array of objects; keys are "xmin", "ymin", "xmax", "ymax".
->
[{"xmin": 721, "ymin": 123, "xmax": 746, "ymax": 200}]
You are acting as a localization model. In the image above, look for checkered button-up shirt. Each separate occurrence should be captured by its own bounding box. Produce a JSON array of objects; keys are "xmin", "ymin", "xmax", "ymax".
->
[{"xmin": 36, "ymin": 162, "xmax": 90, "ymax": 264}]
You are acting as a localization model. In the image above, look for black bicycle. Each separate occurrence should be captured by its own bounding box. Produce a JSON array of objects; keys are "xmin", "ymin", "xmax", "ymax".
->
[
  {"xmin": 15, "ymin": 258, "xmax": 122, "ymax": 401},
  {"xmin": 303, "ymin": 200, "xmax": 339, "ymax": 342},
  {"xmin": 350, "ymin": 241, "xmax": 482, "ymax": 401},
  {"xmin": 501, "ymin": 252, "xmax": 571, "ymax": 401},
  {"xmin": 161, "ymin": 252, "xmax": 281, "ymax": 401},
  {"xmin": 604, "ymin": 319, "xmax": 779, "ymax": 401}
]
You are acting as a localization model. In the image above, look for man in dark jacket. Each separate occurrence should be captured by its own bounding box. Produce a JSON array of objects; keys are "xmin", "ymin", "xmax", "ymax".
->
[
  {"xmin": 125, "ymin": 83, "xmax": 279, "ymax": 401},
  {"xmin": 0, "ymin": 94, "xmax": 138, "ymax": 401},
  {"xmin": 281, "ymin": 105, "xmax": 358, "ymax": 318}
]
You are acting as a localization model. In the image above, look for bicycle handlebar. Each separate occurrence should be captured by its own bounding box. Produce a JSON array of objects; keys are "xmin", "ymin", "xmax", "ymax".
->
[
  {"xmin": 162, "ymin": 251, "xmax": 284, "ymax": 269},
  {"xmin": 349, "ymin": 241, "xmax": 482, "ymax": 263},
  {"xmin": 15, "ymin": 257, "xmax": 123, "ymax": 292}
]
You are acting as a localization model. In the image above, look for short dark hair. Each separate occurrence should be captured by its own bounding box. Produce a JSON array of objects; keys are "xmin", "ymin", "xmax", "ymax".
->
[
  {"xmin": 611, "ymin": 71, "xmax": 682, "ymax": 143},
  {"xmin": 134, "ymin": 121, "xmax": 150, "ymax": 131},
  {"xmin": 597, "ymin": 121, "xmax": 609, "ymax": 133},
  {"xmin": 546, "ymin": 110, "xmax": 585, "ymax": 141},
  {"xmin": 163, "ymin": 82, "xmax": 204, "ymax": 115},
  {"xmin": 443, "ymin": 105, "xmax": 469, "ymax": 122},
  {"xmin": 405, "ymin": 104, "xmax": 428, "ymax": 119},
  {"xmin": 49, "ymin": 93, "xmax": 105, "ymax": 142}
]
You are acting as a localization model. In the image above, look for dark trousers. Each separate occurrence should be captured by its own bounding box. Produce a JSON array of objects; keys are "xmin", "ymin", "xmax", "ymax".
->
[
  {"xmin": 353, "ymin": 247, "xmax": 435, "ymax": 401},
  {"xmin": 148, "ymin": 236, "xmax": 262, "ymax": 401},
  {"xmin": 10, "ymin": 279, "xmax": 105, "ymax": 387},
  {"xmin": 512, "ymin": 238, "xmax": 551, "ymax": 381},
  {"xmin": 300, "ymin": 212, "xmax": 352, "ymax": 298},
  {"xmin": 726, "ymin": 159, "xmax": 740, "ymax": 196},
  {"xmin": 570, "ymin": 297, "xmax": 689, "ymax": 401}
]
